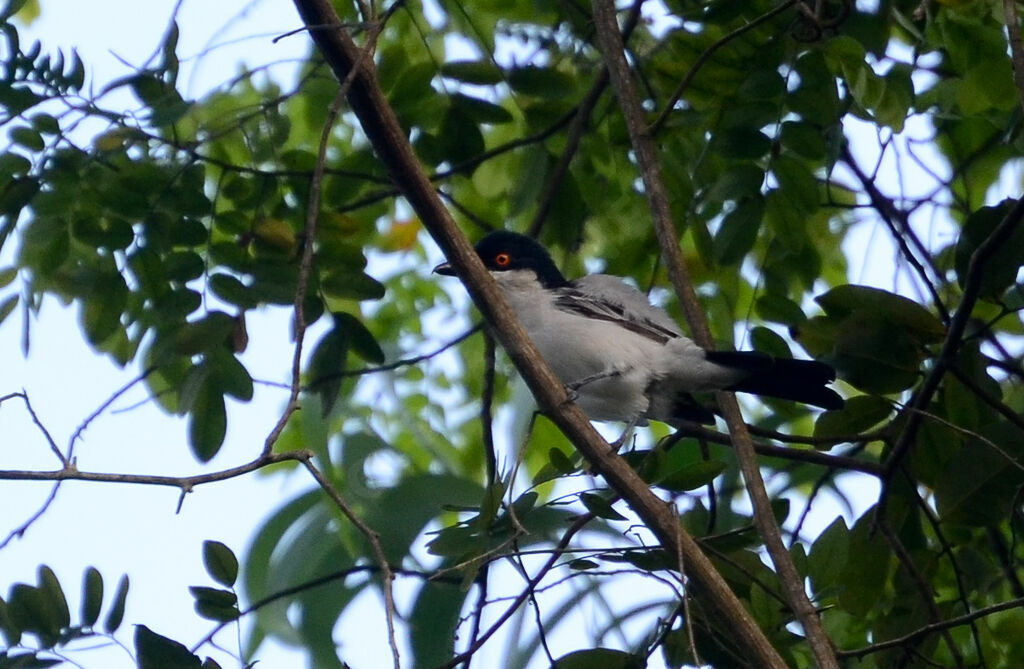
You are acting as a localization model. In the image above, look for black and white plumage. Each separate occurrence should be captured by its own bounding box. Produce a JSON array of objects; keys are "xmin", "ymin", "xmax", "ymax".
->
[{"xmin": 434, "ymin": 230, "xmax": 843, "ymax": 425}]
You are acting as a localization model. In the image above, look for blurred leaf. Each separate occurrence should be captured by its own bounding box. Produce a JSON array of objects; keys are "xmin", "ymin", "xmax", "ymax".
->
[
  {"xmin": 935, "ymin": 422, "xmax": 1024, "ymax": 526},
  {"xmin": 654, "ymin": 460, "xmax": 727, "ymax": 492},
  {"xmin": 713, "ymin": 197, "xmax": 764, "ymax": 265},
  {"xmin": 188, "ymin": 381, "xmax": 226, "ymax": 462},
  {"xmin": 814, "ymin": 396, "xmax": 893, "ymax": 443},
  {"xmin": 440, "ymin": 60, "xmax": 504, "ymax": 84},
  {"xmin": 37, "ymin": 567, "xmax": 68, "ymax": 632},
  {"xmin": 202, "ymin": 541, "xmax": 238, "ymax": 588},
  {"xmin": 80, "ymin": 567, "xmax": 103, "ymax": 628},
  {"xmin": 507, "ymin": 65, "xmax": 575, "ymax": 98},
  {"xmin": 135, "ymin": 625, "xmax": 202, "ymax": 669},
  {"xmin": 103, "ymin": 575, "xmax": 129, "ymax": 633},
  {"xmin": 553, "ymin": 648, "xmax": 644, "ymax": 668},
  {"xmin": 955, "ymin": 199, "xmax": 1024, "ymax": 300},
  {"xmin": 579, "ymin": 492, "xmax": 626, "ymax": 521}
]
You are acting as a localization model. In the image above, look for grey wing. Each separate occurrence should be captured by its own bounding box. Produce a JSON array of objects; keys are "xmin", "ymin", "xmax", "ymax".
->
[{"xmin": 555, "ymin": 274, "xmax": 683, "ymax": 343}]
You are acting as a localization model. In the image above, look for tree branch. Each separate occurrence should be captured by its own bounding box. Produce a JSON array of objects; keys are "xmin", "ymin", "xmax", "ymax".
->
[
  {"xmin": 590, "ymin": 1, "xmax": 836, "ymax": 666},
  {"xmin": 289, "ymin": 0, "xmax": 787, "ymax": 665},
  {"xmin": 837, "ymin": 596, "xmax": 1024, "ymax": 659},
  {"xmin": 880, "ymin": 196, "xmax": 1024, "ymax": 511}
]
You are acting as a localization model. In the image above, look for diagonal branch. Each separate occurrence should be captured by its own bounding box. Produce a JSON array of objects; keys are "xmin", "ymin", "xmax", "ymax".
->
[
  {"xmin": 590, "ymin": 0, "xmax": 836, "ymax": 666},
  {"xmin": 289, "ymin": 0, "xmax": 787, "ymax": 665}
]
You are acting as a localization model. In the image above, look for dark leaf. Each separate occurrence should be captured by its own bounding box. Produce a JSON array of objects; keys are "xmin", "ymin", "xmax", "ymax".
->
[
  {"xmin": 553, "ymin": 648, "xmax": 644, "ymax": 669},
  {"xmin": 80, "ymin": 567, "xmax": 102, "ymax": 628},
  {"xmin": 135, "ymin": 625, "xmax": 202, "ymax": 669},
  {"xmin": 103, "ymin": 575, "xmax": 129, "ymax": 633},
  {"xmin": 713, "ymin": 196, "xmax": 764, "ymax": 265},
  {"xmin": 654, "ymin": 460, "xmax": 727, "ymax": 492},
  {"xmin": 202, "ymin": 541, "xmax": 238, "ymax": 588},
  {"xmin": 188, "ymin": 381, "xmax": 226, "ymax": 462},
  {"xmin": 579, "ymin": 492, "xmax": 626, "ymax": 520},
  {"xmin": 440, "ymin": 60, "xmax": 504, "ymax": 84}
]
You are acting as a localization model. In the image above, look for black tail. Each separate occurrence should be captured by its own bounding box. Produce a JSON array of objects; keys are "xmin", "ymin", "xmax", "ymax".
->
[{"xmin": 706, "ymin": 350, "xmax": 844, "ymax": 410}]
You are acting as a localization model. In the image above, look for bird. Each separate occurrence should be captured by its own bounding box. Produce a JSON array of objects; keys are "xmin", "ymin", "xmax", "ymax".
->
[{"xmin": 434, "ymin": 230, "xmax": 844, "ymax": 425}]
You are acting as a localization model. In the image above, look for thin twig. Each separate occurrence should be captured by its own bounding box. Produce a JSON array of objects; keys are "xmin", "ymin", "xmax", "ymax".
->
[
  {"xmin": 0, "ymin": 450, "xmax": 313, "ymax": 488},
  {"xmin": 291, "ymin": 0, "xmax": 789, "ymax": 664},
  {"xmin": 591, "ymin": 1, "xmax": 835, "ymax": 664},
  {"xmin": 837, "ymin": 596, "xmax": 1024, "ymax": 658},
  {"xmin": 880, "ymin": 196, "xmax": 1024, "ymax": 514},
  {"xmin": 68, "ymin": 367, "xmax": 157, "ymax": 460},
  {"xmin": 439, "ymin": 514, "xmax": 594, "ymax": 669},
  {"xmin": 300, "ymin": 458, "xmax": 401, "ymax": 669},
  {"xmin": 261, "ymin": 15, "xmax": 384, "ymax": 458},
  {"xmin": 649, "ymin": 0, "xmax": 799, "ymax": 136},
  {"xmin": 876, "ymin": 519, "xmax": 965, "ymax": 666}
]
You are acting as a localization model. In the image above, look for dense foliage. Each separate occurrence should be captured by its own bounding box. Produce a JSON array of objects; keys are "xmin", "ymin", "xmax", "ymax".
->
[{"xmin": 3, "ymin": 0, "xmax": 1024, "ymax": 666}]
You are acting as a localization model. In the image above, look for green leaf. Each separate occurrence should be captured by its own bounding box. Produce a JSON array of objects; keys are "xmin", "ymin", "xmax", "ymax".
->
[
  {"xmin": 654, "ymin": 460, "xmax": 727, "ymax": 492},
  {"xmin": 320, "ymin": 270, "xmax": 385, "ymax": 301},
  {"xmin": 814, "ymin": 395, "xmax": 892, "ymax": 443},
  {"xmin": 135, "ymin": 625, "xmax": 202, "ymax": 669},
  {"xmin": 307, "ymin": 324, "xmax": 349, "ymax": 416},
  {"xmin": 188, "ymin": 381, "xmax": 226, "ymax": 462},
  {"xmin": 202, "ymin": 541, "xmax": 238, "ymax": 588},
  {"xmin": 507, "ymin": 65, "xmax": 575, "ymax": 98},
  {"xmin": 815, "ymin": 285, "xmax": 945, "ymax": 343},
  {"xmin": 207, "ymin": 350, "xmax": 253, "ymax": 402},
  {"xmin": 711, "ymin": 128, "xmax": 772, "ymax": 160},
  {"xmin": 8, "ymin": 583, "xmax": 59, "ymax": 647},
  {"xmin": 0, "ymin": 594, "xmax": 22, "ymax": 646},
  {"xmin": 209, "ymin": 273, "xmax": 256, "ymax": 309},
  {"xmin": 81, "ymin": 272, "xmax": 128, "ymax": 347},
  {"xmin": 754, "ymin": 293, "xmax": 806, "ymax": 326},
  {"xmin": 451, "ymin": 92, "xmax": 513, "ymax": 124},
  {"xmin": 839, "ymin": 510, "xmax": 890, "ymax": 616},
  {"xmin": 955, "ymin": 200, "xmax": 1024, "ymax": 300},
  {"xmin": 553, "ymin": 648, "xmax": 644, "ymax": 669},
  {"xmin": 333, "ymin": 312, "xmax": 384, "ymax": 364},
  {"xmin": 934, "ymin": 422, "xmax": 1024, "ymax": 526},
  {"xmin": 713, "ymin": 197, "xmax": 764, "ymax": 265},
  {"xmin": 772, "ymin": 155, "xmax": 819, "ymax": 215},
  {"xmin": 173, "ymin": 311, "xmax": 235, "ymax": 356},
  {"xmin": 779, "ymin": 121, "xmax": 827, "ymax": 161},
  {"xmin": 0, "ymin": 294, "xmax": 18, "ymax": 328},
  {"xmin": 80, "ymin": 567, "xmax": 102, "ymax": 628},
  {"xmin": 408, "ymin": 576, "xmax": 467, "ymax": 667},
  {"xmin": 104, "ymin": 575, "xmax": 129, "ymax": 633},
  {"xmin": 189, "ymin": 587, "xmax": 239, "ymax": 622},
  {"xmin": 440, "ymin": 60, "xmax": 504, "ymax": 84},
  {"xmin": 36, "ymin": 567, "xmax": 68, "ymax": 632},
  {"xmin": 579, "ymin": 492, "xmax": 626, "ymax": 521},
  {"xmin": 9, "ymin": 125, "xmax": 43, "ymax": 151}
]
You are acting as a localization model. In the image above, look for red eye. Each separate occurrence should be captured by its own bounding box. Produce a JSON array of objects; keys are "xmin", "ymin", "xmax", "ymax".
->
[{"xmin": 494, "ymin": 253, "xmax": 511, "ymax": 267}]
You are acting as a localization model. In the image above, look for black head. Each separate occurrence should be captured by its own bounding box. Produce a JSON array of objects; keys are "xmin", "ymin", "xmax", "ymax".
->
[{"xmin": 433, "ymin": 230, "xmax": 569, "ymax": 288}]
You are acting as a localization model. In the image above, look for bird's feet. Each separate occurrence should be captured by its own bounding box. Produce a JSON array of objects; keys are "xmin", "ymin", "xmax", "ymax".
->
[{"xmin": 563, "ymin": 369, "xmax": 622, "ymax": 405}]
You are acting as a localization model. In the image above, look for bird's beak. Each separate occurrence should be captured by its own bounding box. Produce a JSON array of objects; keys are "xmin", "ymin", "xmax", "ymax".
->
[{"xmin": 433, "ymin": 261, "xmax": 455, "ymax": 276}]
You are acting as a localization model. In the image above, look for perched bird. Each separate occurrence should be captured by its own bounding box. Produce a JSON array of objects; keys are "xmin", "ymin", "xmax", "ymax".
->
[{"xmin": 434, "ymin": 230, "xmax": 843, "ymax": 425}]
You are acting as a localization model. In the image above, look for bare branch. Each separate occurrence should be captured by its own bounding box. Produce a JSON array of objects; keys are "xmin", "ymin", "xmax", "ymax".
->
[{"xmin": 0, "ymin": 450, "xmax": 313, "ymax": 488}]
